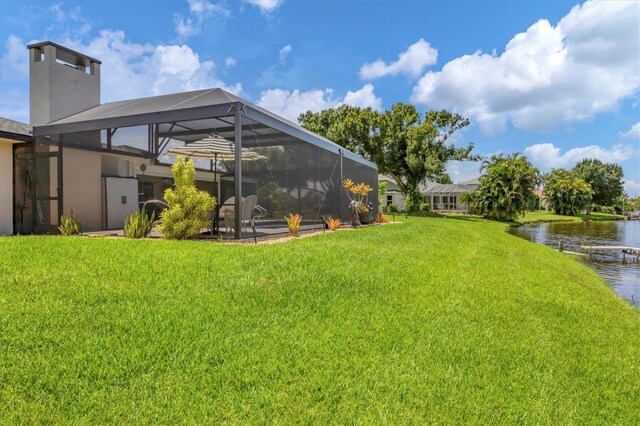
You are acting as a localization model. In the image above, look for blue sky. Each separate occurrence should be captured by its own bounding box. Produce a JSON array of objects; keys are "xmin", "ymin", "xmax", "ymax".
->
[{"xmin": 1, "ymin": 0, "xmax": 638, "ymax": 194}]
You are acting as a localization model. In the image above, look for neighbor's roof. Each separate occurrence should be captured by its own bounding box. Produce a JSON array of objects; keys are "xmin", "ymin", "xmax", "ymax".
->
[
  {"xmin": 421, "ymin": 181, "xmax": 479, "ymax": 194},
  {"xmin": 380, "ymin": 174, "xmax": 480, "ymax": 194},
  {"xmin": 459, "ymin": 176, "xmax": 481, "ymax": 185},
  {"xmin": 32, "ymin": 87, "xmax": 375, "ymax": 168},
  {"xmin": 0, "ymin": 117, "xmax": 32, "ymax": 141}
]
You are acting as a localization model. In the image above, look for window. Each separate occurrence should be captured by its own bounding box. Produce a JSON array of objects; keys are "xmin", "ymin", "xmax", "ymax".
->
[{"xmin": 387, "ymin": 195, "xmax": 393, "ymax": 205}]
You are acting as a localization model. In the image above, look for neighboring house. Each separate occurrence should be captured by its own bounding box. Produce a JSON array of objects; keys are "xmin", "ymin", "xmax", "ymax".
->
[
  {"xmin": 378, "ymin": 174, "xmax": 480, "ymax": 212},
  {"xmin": 378, "ymin": 174, "xmax": 404, "ymax": 211},
  {"xmin": 0, "ymin": 41, "xmax": 377, "ymax": 237},
  {"xmin": 0, "ymin": 118, "xmax": 33, "ymax": 235},
  {"xmin": 421, "ymin": 176, "xmax": 481, "ymax": 212},
  {"xmin": 534, "ymin": 188, "xmax": 548, "ymax": 210}
]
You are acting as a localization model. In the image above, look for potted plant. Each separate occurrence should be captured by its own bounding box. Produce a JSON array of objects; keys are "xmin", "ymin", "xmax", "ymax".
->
[{"xmin": 343, "ymin": 179, "xmax": 373, "ymax": 226}]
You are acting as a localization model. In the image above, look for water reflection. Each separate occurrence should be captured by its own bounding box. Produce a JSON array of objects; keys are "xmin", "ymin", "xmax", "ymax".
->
[{"xmin": 509, "ymin": 220, "xmax": 640, "ymax": 306}]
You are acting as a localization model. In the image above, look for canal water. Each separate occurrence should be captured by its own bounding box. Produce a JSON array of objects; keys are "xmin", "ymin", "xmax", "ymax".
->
[{"xmin": 508, "ymin": 220, "xmax": 640, "ymax": 306}]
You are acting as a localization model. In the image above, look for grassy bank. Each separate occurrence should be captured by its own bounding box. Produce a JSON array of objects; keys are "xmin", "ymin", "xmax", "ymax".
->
[
  {"xmin": 517, "ymin": 209, "xmax": 624, "ymax": 224},
  {"xmin": 1, "ymin": 217, "xmax": 639, "ymax": 423}
]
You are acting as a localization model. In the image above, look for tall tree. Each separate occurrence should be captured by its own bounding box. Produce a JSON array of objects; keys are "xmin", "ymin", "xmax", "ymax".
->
[
  {"xmin": 471, "ymin": 153, "xmax": 539, "ymax": 221},
  {"xmin": 299, "ymin": 104, "xmax": 478, "ymax": 212},
  {"xmin": 544, "ymin": 169, "xmax": 593, "ymax": 216},
  {"xmin": 572, "ymin": 159, "xmax": 624, "ymax": 208}
]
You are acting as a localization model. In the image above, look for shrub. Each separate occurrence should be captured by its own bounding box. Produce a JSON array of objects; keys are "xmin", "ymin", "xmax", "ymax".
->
[
  {"xmin": 58, "ymin": 213, "xmax": 82, "ymax": 236},
  {"xmin": 285, "ymin": 213, "xmax": 303, "ymax": 237},
  {"xmin": 124, "ymin": 210, "xmax": 155, "ymax": 239},
  {"xmin": 325, "ymin": 217, "xmax": 341, "ymax": 231},
  {"xmin": 459, "ymin": 191, "xmax": 481, "ymax": 214},
  {"xmin": 475, "ymin": 153, "xmax": 539, "ymax": 221},
  {"xmin": 387, "ymin": 204, "xmax": 398, "ymax": 213},
  {"xmin": 545, "ymin": 169, "xmax": 593, "ymax": 216},
  {"xmin": 420, "ymin": 202, "xmax": 430, "ymax": 212},
  {"xmin": 158, "ymin": 157, "xmax": 216, "ymax": 240},
  {"xmin": 357, "ymin": 203, "xmax": 369, "ymax": 214},
  {"xmin": 599, "ymin": 205, "xmax": 616, "ymax": 215},
  {"xmin": 374, "ymin": 213, "xmax": 389, "ymax": 223}
]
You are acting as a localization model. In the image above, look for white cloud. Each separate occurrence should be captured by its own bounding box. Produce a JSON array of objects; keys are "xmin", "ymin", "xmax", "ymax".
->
[
  {"xmin": 343, "ymin": 84, "xmax": 382, "ymax": 111},
  {"xmin": 50, "ymin": 3, "xmax": 66, "ymax": 23},
  {"xmin": 279, "ymin": 44, "xmax": 292, "ymax": 65},
  {"xmin": 0, "ymin": 88, "xmax": 29, "ymax": 123},
  {"xmin": 48, "ymin": 3, "xmax": 92, "ymax": 37},
  {"xmin": 1, "ymin": 35, "xmax": 28, "ymax": 79},
  {"xmin": 174, "ymin": 0, "xmax": 229, "ymax": 40},
  {"xmin": 246, "ymin": 0, "xmax": 282, "ymax": 14},
  {"xmin": 620, "ymin": 122, "xmax": 640, "ymax": 139},
  {"xmin": 224, "ymin": 56, "xmax": 237, "ymax": 68},
  {"xmin": 523, "ymin": 143, "xmax": 635, "ymax": 172},
  {"xmin": 256, "ymin": 84, "xmax": 383, "ymax": 123},
  {"xmin": 412, "ymin": 1, "xmax": 640, "ymax": 134},
  {"xmin": 360, "ymin": 39, "xmax": 438, "ymax": 80},
  {"xmin": 62, "ymin": 30, "xmax": 241, "ymax": 101},
  {"xmin": 624, "ymin": 179, "xmax": 640, "ymax": 197},
  {"xmin": 447, "ymin": 160, "xmax": 483, "ymax": 183}
]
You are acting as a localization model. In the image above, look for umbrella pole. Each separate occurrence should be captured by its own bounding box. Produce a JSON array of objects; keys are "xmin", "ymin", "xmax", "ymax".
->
[{"xmin": 213, "ymin": 154, "xmax": 218, "ymax": 234}]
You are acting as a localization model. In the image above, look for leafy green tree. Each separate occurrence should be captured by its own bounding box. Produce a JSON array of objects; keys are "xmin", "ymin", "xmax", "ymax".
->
[
  {"xmin": 472, "ymin": 153, "xmax": 539, "ymax": 221},
  {"xmin": 158, "ymin": 157, "xmax": 216, "ymax": 239},
  {"xmin": 572, "ymin": 159, "xmax": 623, "ymax": 209},
  {"xmin": 544, "ymin": 169, "xmax": 593, "ymax": 216},
  {"xmin": 299, "ymin": 104, "xmax": 478, "ymax": 212}
]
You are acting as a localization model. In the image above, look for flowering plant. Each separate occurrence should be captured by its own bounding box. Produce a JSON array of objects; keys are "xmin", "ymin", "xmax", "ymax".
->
[{"xmin": 343, "ymin": 178, "xmax": 373, "ymax": 225}]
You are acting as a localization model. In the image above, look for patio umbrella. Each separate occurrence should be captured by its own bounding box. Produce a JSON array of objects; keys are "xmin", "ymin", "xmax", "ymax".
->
[
  {"xmin": 166, "ymin": 134, "xmax": 266, "ymax": 190},
  {"xmin": 166, "ymin": 134, "xmax": 266, "ymax": 162}
]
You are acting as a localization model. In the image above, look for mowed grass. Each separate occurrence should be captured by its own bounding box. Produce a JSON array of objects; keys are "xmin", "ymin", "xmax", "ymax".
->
[
  {"xmin": 1, "ymin": 217, "xmax": 639, "ymax": 424},
  {"xmin": 518, "ymin": 210, "xmax": 624, "ymax": 224}
]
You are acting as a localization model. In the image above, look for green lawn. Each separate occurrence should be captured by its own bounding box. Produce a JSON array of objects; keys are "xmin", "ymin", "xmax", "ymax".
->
[
  {"xmin": 518, "ymin": 210, "xmax": 624, "ymax": 224},
  {"xmin": 1, "ymin": 217, "xmax": 639, "ymax": 423}
]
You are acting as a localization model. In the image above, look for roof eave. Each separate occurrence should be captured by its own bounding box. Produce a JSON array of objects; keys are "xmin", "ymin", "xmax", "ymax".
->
[{"xmin": 33, "ymin": 103, "xmax": 239, "ymax": 137}]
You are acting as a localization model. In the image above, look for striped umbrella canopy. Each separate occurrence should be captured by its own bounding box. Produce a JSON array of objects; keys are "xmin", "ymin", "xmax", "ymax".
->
[{"xmin": 166, "ymin": 134, "xmax": 266, "ymax": 161}]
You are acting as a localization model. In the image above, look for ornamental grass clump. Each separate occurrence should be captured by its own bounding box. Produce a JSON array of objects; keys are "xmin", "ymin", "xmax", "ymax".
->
[
  {"xmin": 58, "ymin": 213, "xmax": 82, "ymax": 236},
  {"xmin": 285, "ymin": 213, "xmax": 303, "ymax": 237},
  {"xmin": 374, "ymin": 213, "xmax": 390, "ymax": 223},
  {"xmin": 124, "ymin": 210, "xmax": 155, "ymax": 239},
  {"xmin": 325, "ymin": 217, "xmax": 341, "ymax": 231},
  {"xmin": 158, "ymin": 156, "xmax": 216, "ymax": 240}
]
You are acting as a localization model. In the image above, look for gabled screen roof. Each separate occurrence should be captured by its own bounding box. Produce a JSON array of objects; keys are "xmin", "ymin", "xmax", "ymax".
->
[{"xmin": 33, "ymin": 87, "xmax": 376, "ymax": 168}]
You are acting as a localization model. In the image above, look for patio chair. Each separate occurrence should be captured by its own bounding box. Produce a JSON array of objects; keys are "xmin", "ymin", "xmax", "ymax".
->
[
  {"xmin": 219, "ymin": 196, "xmax": 236, "ymax": 233},
  {"xmin": 223, "ymin": 195, "xmax": 257, "ymax": 234},
  {"xmin": 242, "ymin": 195, "xmax": 258, "ymax": 226},
  {"xmin": 252, "ymin": 205, "xmax": 268, "ymax": 221}
]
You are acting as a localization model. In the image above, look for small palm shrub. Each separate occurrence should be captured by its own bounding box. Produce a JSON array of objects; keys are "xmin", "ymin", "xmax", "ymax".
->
[
  {"xmin": 475, "ymin": 153, "xmax": 539, "ymax": 221},
  {"xmin": 124, "ymin": 210, "xmax": 155, "ymax": 239},
  {"xmin": 158, "ymin": 156, "xmax": 216, "ymax": 240},
  {"xmin": 598, "ymin": 205, "xmax": 616, "ymax": 215},
  {"xmin": 285, "ymin": 213, "xmax": 303, "ymax": 237},
  {"xmin": 325, "ymin": 217, "xmax": 341, "ymax": 230},
  {"xmin": 545, "ymin": 169, "xmax": 593, "ymax": 216},
  {"xmin": 58, "ymin": 213, "xmax": 82, "ymax": 235},
  {"xmin": 374, "ymin": 213, "xmax": 389, "ymax": 223}
]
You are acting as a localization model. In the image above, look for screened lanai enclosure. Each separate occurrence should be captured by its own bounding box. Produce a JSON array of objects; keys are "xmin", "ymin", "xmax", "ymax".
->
[{"xmin": 21, "ymin": 88, "xmax": 377, "ymax": 239}]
